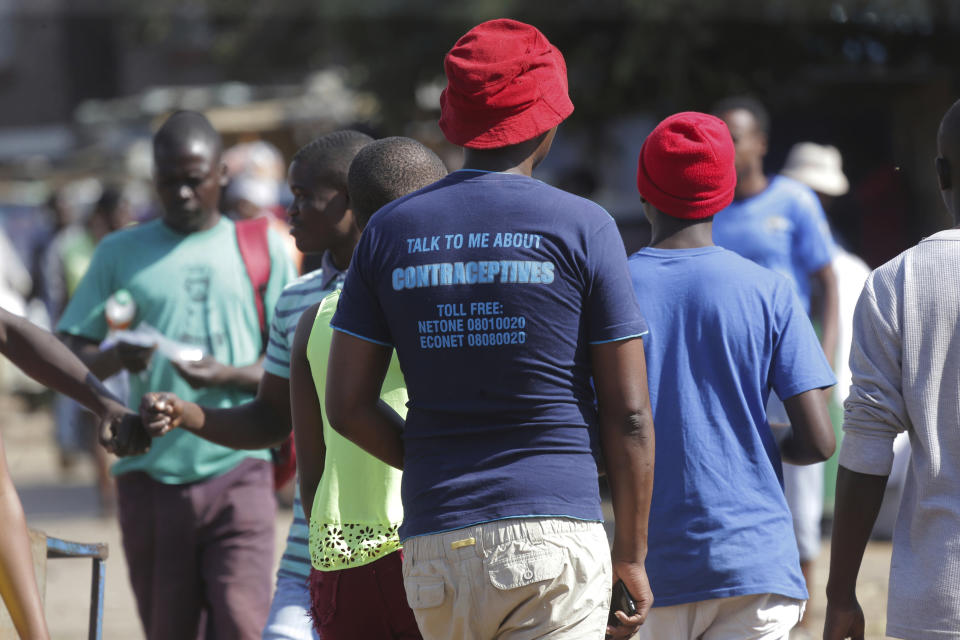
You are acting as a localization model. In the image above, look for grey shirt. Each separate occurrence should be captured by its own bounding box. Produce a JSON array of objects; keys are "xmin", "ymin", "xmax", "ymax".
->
[{"xmin": 840, "ymin": 228, "xmax": 960, "ymax": 640}]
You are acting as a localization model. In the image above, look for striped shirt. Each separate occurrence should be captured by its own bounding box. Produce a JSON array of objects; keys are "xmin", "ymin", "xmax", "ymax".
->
[{"xmin": 264, "ymin": 252, "xmax": 346, "ymax": 581}]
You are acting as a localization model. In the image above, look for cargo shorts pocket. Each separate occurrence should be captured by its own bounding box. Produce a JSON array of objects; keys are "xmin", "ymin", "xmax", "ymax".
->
[
  {"xmin": 486, "ymin": 547, "xmax": 564, "ymax": 590},
  {"xmin": 405, "ymin": 576, "xmax": 446, "ymax": 610}
]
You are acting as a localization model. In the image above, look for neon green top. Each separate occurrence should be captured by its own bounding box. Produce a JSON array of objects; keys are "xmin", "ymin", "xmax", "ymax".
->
[
  {"xmin": 307, "ymin": 289, "xmax": 406, "ymax": 571},
  {"xmin": 59, "ymin": 228, "xmax": 96, "ymax": 296}
]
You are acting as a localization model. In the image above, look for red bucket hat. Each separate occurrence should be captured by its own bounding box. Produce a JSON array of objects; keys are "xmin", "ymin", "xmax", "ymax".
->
[
  {"xmin": 636, "ymin": 112, "xmax": 737, "ymax": 219},
  {"xmin": 439, "ymin": 19, "xmax": 574, "ymax": 149}
]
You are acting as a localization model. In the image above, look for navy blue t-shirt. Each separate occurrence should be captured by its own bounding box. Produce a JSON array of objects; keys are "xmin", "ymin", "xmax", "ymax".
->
[
  {"xmin": 628, "ymin": 246, "xmax": 835, "ymax": 606},
  {"xmin": 332, "ymin": 170, "xmax": 648, "ymax": 540}
]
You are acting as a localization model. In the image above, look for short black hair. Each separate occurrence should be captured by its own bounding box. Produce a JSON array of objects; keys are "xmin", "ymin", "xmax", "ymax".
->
[
  {"xmin": 291, "ymin": 130, "xmax": 374, "ymax": 191},
  {"xmin": 938, "ymin": 98, "xmax": 960, "ymax": 155},
  {"xmin": 711, "ymin": 96, "xmax": 770, "ymax": 135},
  {"xmin": 154, "ymin": 110, "xmax": 222, "ymax": 156},
  {"xmin": 348, "ymin": 137, "xmax": 448, "ymax": 227},
  {"xmin": 94, "ymin": 186, "xmax": 125, "ymax": 216}
]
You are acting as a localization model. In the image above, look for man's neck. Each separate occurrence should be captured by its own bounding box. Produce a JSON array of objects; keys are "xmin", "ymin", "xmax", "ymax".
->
[
  {"xmin": 940, "ymin": 191, "xmax": 960, "ymax": 228},
  {"xmin": 162, "ymin": 210, "xmax": 220, "ymax": 234},
  {"xmin": 197, "ymin": 211, "xmax": 220, "ymax": 231},
  {"xmin": 328, "ymin": 245, "xmax": 354, "ymax": 272},
  {"xmin": 462, "ymin": 150, "xmax": 536, "ymax": 176},
  {"xmin": 649, "ymin": 219, "xmax": 714, "ymax": 250},
  {"xmin": 734, "ymin": 171, "xmax": 768, "ymax": 200},
  {"xmin": 461, "ymin": 134, "xmax": 547, "ymax": 177}
]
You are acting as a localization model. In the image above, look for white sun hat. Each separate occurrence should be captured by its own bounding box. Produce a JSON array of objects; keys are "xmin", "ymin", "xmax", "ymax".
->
[{"xmin": 781, "ymin": 142, "xmax": 850, "ymax": 196}]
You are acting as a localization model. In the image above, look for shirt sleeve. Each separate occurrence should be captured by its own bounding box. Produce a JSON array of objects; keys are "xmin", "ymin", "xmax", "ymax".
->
[
  {"xmin": 263, "ymin": 291, "xmax": 293, "ymax": 379},
  {"xmin": 585, "ymin": 220, "xmax": 648, "ymax": 344},
  {"xmin": 55, "ymin": 240, "xmax": 114, "ymax": 342},
  {"xmin": 837, "ymin": 271, "xmax": 906, "ymax": 476},
  {"xmin": 260, "ymin": 231, "xmax": 298, "ymax": 378},
  {"xmin": 792, "ymin": 186, "xmax": 835, "ymax": 275},
  {"xmin": 769, "ymin": 278, "xmax": 837, "ymax": 400},
  {"xmin": 330, "ymin": 228, "xmax": 393, "ymax": 347},
  {"xmin": 264, "ymin": 229, "xmax": 297, "ymax": 332}
]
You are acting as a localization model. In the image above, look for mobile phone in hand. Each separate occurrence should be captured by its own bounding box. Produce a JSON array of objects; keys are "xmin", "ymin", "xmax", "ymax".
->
[{"xmin": 607, "ymin": 579, "xmax": 638, "ymax": 628}]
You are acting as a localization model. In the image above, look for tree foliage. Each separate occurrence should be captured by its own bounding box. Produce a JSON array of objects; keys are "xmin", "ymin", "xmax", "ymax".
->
[{"xmin": 105, "ymin": 0, "xmax": 960, "ymax": 131}]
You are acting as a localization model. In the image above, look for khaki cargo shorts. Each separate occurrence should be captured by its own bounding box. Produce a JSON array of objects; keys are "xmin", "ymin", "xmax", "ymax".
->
[{"xmin": 402, "ymin": 517, "xmax": 612, "ymax": 640}]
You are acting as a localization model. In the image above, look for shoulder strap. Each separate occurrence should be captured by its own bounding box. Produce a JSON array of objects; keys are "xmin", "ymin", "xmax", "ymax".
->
[{"xmin": 235, "ymin": 217, "xmax": 272, "ymax": 346}]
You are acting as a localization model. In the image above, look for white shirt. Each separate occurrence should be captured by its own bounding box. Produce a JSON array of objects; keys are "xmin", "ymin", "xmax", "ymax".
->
[{"xmin": 831, "ymin": 247, "xmax": 870, "ymax": 406}]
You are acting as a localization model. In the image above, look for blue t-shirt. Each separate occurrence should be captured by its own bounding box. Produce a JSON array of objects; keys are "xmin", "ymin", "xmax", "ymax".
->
[
  {"xmin": 628, "ymin": 246, "xmax": 835, "ymax": 606},
  {"xmin": 332, "ymin": 170, "xmax": 648, "ymax": 540},
  {"xmin": 712, "ymin": 175, "xmax": 834, "ymax": 311}
]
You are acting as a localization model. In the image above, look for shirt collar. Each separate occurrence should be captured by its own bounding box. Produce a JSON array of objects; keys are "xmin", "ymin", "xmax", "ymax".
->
[{"xmin": 320, "ymin": 250, "xmax": 347, "ymax": 290}]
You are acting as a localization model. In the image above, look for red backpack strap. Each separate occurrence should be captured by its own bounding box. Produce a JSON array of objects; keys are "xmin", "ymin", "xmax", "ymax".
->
[
  {"xmin": 236, "ymin": 217, "xmax": 296, "ymax": 489},
  {"xmin": 235, "ymin": 217, "xmax": 272, "ymax": 346}
]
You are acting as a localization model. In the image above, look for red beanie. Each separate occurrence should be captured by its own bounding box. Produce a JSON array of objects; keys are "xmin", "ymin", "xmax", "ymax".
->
[
  {"xmin": 439, "ymin": 19, "xmax": 574, "ymax": 149},
  {"xmin": 636, "ymin": 112, "xmax": 737, "ymax": 219}
]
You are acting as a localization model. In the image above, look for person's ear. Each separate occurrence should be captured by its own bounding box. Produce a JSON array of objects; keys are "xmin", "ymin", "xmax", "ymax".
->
[
  {"xmin": 757, "ymin": 131, "xmax": 769, "ymax": 157},
  {"xmin": 936, "ymin": 156, "xmax": 951, "ymax": 190},
  {"xmin": 218, "ymin": 162, "xmax": 229, "ymax": 188},
  {"xmin": 342, "ymin": 190, "xmax": 361, "ymax": 229}
]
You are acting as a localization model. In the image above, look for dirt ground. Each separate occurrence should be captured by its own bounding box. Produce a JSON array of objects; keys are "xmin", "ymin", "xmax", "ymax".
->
[{"xmin": 1, "ymin": 393, "xmax": 895, "ymax": 639}]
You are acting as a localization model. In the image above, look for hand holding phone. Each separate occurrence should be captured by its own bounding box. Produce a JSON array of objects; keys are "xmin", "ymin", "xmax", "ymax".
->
[
  {"xmin": 607, "ymin": 560, "xmax": 653, "ymax": 638},
  {"xmin": 607, "ymin": 579, "xmax": 638, "ymax": 629}
]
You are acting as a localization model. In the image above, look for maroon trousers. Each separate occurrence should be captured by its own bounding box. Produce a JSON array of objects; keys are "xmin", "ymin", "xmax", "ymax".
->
[
  {"xmin": 116, "ymin": 458, "xmax": 276, "ymax": 640},
  {"xmin": 309, "ymin": 550, "xmax": 422, "ymax": 640}
]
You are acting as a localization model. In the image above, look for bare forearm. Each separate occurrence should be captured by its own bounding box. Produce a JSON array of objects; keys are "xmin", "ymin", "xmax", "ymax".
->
[
  {"xmin": 826, "ymin": 466, "xmax": 888, "ymax": 604},
  {"xmin": 0, "ymin": 315, "xmax": 121, "ymax": 415},
  {"xmin": 82, "ymin": 345, "xmax": 126, "ymax": 381},
  {"xmin": 603, "ymin": 411, "xmax": 655, "ymax": 562},
  {"xmin": 329, "ymin": 403, "xmax": 405, "ymax": 470},
  {"xmin": 288, "ymin": 305, "xmax": 331, "ymax": 522},
  {"xmin": 298, "ymin": 464, "xmax": 322, "ymax": 524},
  {"xmin": 816, "ymin": 265, "xmax": 840, "ymax": 368},
  {"xmin": 820, "ymin": 307, "xmax": 839, "ymax": 371},
  {"xmin": 295, "ymin": 433, "xmax": 325, "ymax": 524},
  {"xmin": 325, "ymin": 332, "xmax": 402, "ymax": 468},
  {"xmin": 178, "ymin": 399, "xmax": 289, "ymax": 449},
  {"xmin": 57, "ymin": 332, "xmax": 126, "ymax": 382},
  {"xmin": 221, "ymin": 361, "xmax": 265, "ymax": 393},
  {"xmin": 589, "ymin": 338, "xmax": 655, "ymax": 563},
  {"xmin": 0, "ymin": 483, "xmax": 49, "ymax": 639},
  {"xmin": 291, "ymin": 374, "xmax": 324, "ymax": 523}
]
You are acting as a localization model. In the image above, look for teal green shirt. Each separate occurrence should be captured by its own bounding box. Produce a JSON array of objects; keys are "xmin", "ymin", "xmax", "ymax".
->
[{"xmin": 58, "ymin": 216, "xmax": 296, "ymax": 484}]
